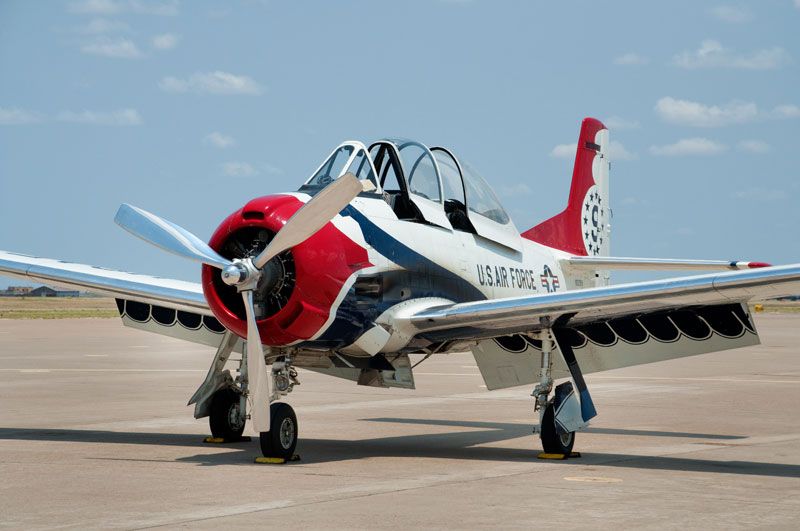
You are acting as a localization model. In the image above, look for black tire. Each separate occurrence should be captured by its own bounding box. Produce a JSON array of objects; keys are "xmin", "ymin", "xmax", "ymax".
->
[
  {"xmin": 540, "ymin": 401, "xmax": 575, "ymax": 454},
  {"xmin": 259, "ymin": 402, "xmax": 298, "ymax": 459},
  {"xmin": 209, "ymin": 388, "xmax": 245, "ymax": 440}
]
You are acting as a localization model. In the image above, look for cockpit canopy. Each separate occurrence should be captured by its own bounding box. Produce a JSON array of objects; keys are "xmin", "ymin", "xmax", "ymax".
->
[{"xmin": 302, "ymin": 138, "xmax": 520, "ymax": 251}]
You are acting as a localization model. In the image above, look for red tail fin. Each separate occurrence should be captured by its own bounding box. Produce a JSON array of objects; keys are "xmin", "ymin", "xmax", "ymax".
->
[{"xmin": 522, "ymin": 117, "xmax": 609, "ymax": 257}]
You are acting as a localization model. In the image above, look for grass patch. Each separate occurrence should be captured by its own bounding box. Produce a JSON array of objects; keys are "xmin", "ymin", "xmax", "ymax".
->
[{"xmin": 0, "ymin": 297, "xmax": 119, "ymax": 319}]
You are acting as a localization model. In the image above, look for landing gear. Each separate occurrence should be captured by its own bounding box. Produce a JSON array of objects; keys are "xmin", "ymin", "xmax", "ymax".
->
[
  {"xmin": 531, "ymin": 326, "xmax": 594, "ymax": 456},
  {"xmin": 191, "ymin": 331, "xmax": 302, "ymax": 457},
  {"xmin": 209, "ymin": 388, "xmax": 246, "ymax": 440},
  {"xmin": 259, "ymin": 402, "xmax": 298, "ymax": 459}
]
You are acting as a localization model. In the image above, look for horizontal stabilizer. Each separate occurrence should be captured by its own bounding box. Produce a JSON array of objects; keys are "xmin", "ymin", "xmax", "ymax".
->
[{"xmin": 563, "ymin": 256, "xmax": 771, "ymax": 272}]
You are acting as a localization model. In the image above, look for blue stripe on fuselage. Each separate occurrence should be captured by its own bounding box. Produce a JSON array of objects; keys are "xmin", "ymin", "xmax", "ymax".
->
[{"xmin": 303, "ymin": 204, "xmax": 486, "ymax": 348}]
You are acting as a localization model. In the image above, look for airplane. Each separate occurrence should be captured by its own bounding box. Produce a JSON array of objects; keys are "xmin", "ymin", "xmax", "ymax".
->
[{"xmin": 2, "ymin": 117, "xmax": 800, "ymax": 460}]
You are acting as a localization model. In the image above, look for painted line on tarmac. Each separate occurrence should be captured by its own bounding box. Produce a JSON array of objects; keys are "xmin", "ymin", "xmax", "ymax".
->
[
  {"xmin": 0, "ymin": 368, "xmax": 205, "ymax": 373},
  {"xmin": 563, "ymin": 476, "xmax": 623, "ymax": 483},
  {"xmin": 590, "ymin": 376, "xmax": 800, "ymax": 385},
  {"xmin": 414, "ymin": 372, "xmax": 482, "ymax": 376}
]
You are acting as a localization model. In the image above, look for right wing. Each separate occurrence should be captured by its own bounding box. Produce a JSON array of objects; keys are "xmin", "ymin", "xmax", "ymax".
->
[
  {"xmin": 0, "ymin": 250, "xmax": 209, "ymax": 315},
  {"xmin": 0, "ymin": 250, "xmax": 233, "ymax": 348}
]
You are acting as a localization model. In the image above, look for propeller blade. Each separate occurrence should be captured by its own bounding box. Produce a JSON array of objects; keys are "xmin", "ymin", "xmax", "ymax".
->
[
  {"xmin": 114, "ymin": 204, "xmax": 232, "ymax": 270},
  {"xmin": 242, "ymin": 290, "xmax": 271, "ymax": 433},
  {"xmin": 253, "ymin": 173, "xmax": 364, "ymax": 269}
]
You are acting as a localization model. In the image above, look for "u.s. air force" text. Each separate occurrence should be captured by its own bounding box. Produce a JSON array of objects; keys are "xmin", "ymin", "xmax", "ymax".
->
[{"xmin": 476, "ymin": 264, "xmax": 538, "ymax": 290}]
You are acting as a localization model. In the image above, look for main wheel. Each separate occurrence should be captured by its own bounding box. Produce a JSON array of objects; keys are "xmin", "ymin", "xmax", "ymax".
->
[
  {"xmin": 540, "ymin": 401, "xmax": 575, "ymax": 454},
  {"xmin": 259, "ymin": 402, "xmax": 297, "ymax": 459},
  {"xmin": 209, "ymin": 388, "xmax": 245, "ymax": 440}
]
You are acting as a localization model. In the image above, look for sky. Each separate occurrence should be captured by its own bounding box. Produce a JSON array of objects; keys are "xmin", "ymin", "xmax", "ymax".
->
[{"xmin": 1, "ymin": 0, "xmax": 799, "ymax": 289}]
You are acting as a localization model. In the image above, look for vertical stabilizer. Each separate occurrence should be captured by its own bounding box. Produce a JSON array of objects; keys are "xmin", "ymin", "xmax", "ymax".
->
[{"xmin": 522, "ymin": 118, "xmax": 610, "ymax": 258}]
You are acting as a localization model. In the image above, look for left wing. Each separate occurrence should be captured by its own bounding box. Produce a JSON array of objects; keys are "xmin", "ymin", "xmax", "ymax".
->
[{"xmin": 405, "ymin": 263, "xmax": 800, "ymax": 341}]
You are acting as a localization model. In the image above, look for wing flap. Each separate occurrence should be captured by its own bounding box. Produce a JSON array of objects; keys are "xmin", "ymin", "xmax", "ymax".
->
[
  {"xmin": 472, "ymin": 302, "xmax": 759, "ymax": 389},
  {"xmin": 0, "ymin": 250, "xmax": 210, "ymax": 315}
]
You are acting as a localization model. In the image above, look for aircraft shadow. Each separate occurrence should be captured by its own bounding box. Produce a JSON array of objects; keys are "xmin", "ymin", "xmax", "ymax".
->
[
  {"xmin": 364, "ymin": 417, "xmax": 748, "ymax": 440},
  {"xmin": 1, "ymin": 424, "xmax": 796, "ymax": 478}
]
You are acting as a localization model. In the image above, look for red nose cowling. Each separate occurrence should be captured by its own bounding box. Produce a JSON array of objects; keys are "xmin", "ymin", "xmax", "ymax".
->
[{"xmin": 202, "ymin": 194, "xmax": 371, "ymax": 346}]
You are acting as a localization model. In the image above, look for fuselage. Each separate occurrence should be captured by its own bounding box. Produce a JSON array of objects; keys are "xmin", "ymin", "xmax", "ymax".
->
[
  {"xmin": 290, "ymin": 191, "xmax": 572, "ymax": 353},
  {"xmin": 201, "ymin": 134, "xmax": 611, "ymax": 355}
]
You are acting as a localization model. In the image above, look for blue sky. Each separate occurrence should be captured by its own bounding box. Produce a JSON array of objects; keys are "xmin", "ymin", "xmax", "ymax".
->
[{"xmin": 1, "ymin": 0, "xmax": 799, "ymax": 288}]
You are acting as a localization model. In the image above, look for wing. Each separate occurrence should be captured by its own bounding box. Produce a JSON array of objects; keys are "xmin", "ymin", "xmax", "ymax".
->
[
  {"xmin": 405, "ymin": 264, "xmax": 800, "ymax": 390},
  {"xmin": 406, "ymin": 264, "xmax": 800, "ymax": 341},
  {"xmin": 0, "ymin": 250, "xmax": 232, "ymax": 347},
  {"xmin": 0, "ymin": 250, "xmax": 208, "ymax": 314}
]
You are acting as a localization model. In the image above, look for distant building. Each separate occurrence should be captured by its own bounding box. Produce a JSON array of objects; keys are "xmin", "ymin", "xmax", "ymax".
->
[
  {"xmin": 29, "ymin": 286, "xmax": 80, "ymax": 297},
  {"xmin": 0, "ymin": 285, "xmax": 80, "ymax": 297},
  {"xmin": 5, "ymin": 286, "xmax": 33, "ymax": 296}
]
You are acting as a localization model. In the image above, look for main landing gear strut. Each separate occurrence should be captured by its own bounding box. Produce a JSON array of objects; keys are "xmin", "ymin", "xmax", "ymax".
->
[
  {"xmin": 530, "ymin": 324, "xmax": 597, "ymax": 455},
  {"xmin": 188, "ymin": 330, "xmax": 300, "ymax": 459}
]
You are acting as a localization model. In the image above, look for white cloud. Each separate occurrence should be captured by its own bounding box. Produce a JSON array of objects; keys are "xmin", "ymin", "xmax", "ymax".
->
[
  {"xmin": 773, "ymin": 104, "xmax": 800, "ymax": 118},
  {"xmin": 550, "ymin": 141, "xmax": 634, "ymax": 160},
  {"xmin": 608, "ymin": 141, "xmax": 636, "ymax": 161},
  {"xmin": 613, "ymin": 52, "xmax": 649, "ymax": 66},
  {"xmin": 81, "ymin": 37, "xmax": 142, "ymax": 58},
  {"xmin": 222, "ymin": 162, "xmax": 258, "ymax": 177},
  {"xmin": 649, "ymin": 138, "xmax": 727, "ymax": 157},
  {"xmin": 204, "ymin": 132, "xmax": 235, "ymax": 148},
  {"xmin": 56, "ymin": 108, "xmax": 142, "ymax": 126},
  {"xmin": 76, "ymin": 17, "xmax": 130, "ymax": 34},
  {"xmin": 0, "ymin": 107, "xmax": 44, "ymax": 125},
  {"xmin": 796, "ymin": 0, "xmax": 800, "ymax": 8},
  {"xmin": 69, "ymin": 0, "xmax": 178, "ymax": 16},
  {"xmin": 159, "ymin": 71, "xmax": 263, "ymax": 95},
  {"xmin": 737, "ymin": 140, "xmax": 771, "ymax": 154},
  {"xmin": 655, "ymin": 97, "xmax": 758, "ymax": 127},
  {"xmin": 604, "ymin": 116, "xmax": 640, "ymax": 130},
  {"xmin": 550, "ymin": 143, "xmax": 575, "ymax": 159},
  {"xmin": 733, "ymin": 187, "xmax": 786, "ymax": 201},
  {"xmin": 709, "ymin": 5, "xmax": 751, "ymax": 23},
  {"xmin": 152, "ymin": 33, "xmax": 179, "ymax": 50},
  {"xmin": 672, "ymin": 40, "xmax": 790, "ymax": 70}
]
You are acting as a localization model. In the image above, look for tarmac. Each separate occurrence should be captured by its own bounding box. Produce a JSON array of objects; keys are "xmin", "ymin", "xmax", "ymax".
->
[{"xmin": 1, "ymin": 314, "xmax": 799, "ymax": 529}]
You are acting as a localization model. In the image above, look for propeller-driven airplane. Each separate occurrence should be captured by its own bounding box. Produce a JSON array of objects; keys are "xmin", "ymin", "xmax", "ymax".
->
[{"xmin": 3, "ymin": 117, "xmax": 800, "ymax": 459}]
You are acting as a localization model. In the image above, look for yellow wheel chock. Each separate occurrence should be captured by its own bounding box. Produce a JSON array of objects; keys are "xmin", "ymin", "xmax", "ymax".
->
[
  {"xmin": 537, "ymin": 451, "xmax": 582, "ymax": 460},
  {"xmin": 254, "ymin": 455, "xmax": 301, "ymax": 465}
]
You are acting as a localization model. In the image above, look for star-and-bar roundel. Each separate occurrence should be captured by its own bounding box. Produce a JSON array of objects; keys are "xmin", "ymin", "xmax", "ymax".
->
[{"xmin": 581, "ymin": 184, "xmax": 607, "ymax": 256}]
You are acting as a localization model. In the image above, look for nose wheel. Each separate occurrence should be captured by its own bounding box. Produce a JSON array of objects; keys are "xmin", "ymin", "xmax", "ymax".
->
[{"xmin": 259, "ymin": 402, "xmax": 298, "ymax": 459}]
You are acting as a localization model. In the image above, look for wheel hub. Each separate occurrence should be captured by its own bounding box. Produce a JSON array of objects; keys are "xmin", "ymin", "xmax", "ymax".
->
[
  {"xmin": 279, "ymin": 417, "xmax": 295, "ymax": 449},
  {"xmin": 228, "ymin": 403, "xmax": 244, "ymax": 431}
]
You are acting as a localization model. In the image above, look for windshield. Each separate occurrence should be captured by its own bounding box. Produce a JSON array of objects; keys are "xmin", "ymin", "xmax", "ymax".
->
[
  {"xmin": 392, "ymin": 139, "xmax": 442, "ymax": 202},
  {"xmin": 461, "ymin": 161, "xmax": 510, "ymax": 224},
  {"xmin": 306, "ymin": 143, "xmax": 377, "ymax": 188}
]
